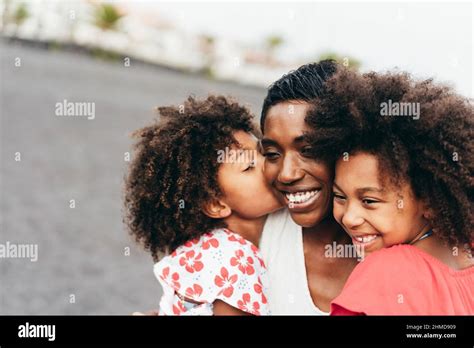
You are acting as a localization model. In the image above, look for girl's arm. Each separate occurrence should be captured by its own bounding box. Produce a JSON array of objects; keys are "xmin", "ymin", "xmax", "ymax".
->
[{"xmin": 212, "ymin": 300, "xmax": 251, "ymax": 316}]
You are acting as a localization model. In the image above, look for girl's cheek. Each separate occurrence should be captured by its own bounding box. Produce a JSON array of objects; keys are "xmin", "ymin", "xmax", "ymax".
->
[{"xmin": 332, "ymin": 204, "xmax": 344, "ymax": 224}]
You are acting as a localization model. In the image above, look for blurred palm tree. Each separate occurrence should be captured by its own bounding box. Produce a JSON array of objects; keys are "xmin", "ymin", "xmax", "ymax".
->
[
  {"xmin": 199, "ymin": 34, "xmax": 216, "ymax": 78},
  {"xmin": 266, "ymin": 35, "xmax": 284, "ymax": 51},
  {"xmin": 93, "ymin": 3, "xmax": 124, "ymax": 31},
  {"xmin": 317, "ymin": 51, "xmax": 361, "ymax": 70},
  {"xmin": 1, "ymin": 0, "xmax": 11, "ymax": 33},
  {"xmin": 264, "ymin": 35, "xmax": 284, "ymax": 66},
  {"xmin": 11, "ymin": 2, "xmax": 29, "ymax": 37}
]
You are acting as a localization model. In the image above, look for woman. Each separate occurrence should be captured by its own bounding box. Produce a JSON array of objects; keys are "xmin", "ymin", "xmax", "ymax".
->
[{"xmin": 258, "ymin": 60, "xmax": 358, "ymax": 314}]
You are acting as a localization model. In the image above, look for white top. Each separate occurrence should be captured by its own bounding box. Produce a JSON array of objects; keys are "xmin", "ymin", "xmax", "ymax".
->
[{"xmin": 259, "ymin": 209, "xmax": 329, "ymax": 315}]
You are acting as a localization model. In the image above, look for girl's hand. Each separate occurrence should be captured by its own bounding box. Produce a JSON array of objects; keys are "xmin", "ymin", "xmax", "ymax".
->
[{"xmin": 132, "ymin": 309, "xmax": 160, "ymax": 315}]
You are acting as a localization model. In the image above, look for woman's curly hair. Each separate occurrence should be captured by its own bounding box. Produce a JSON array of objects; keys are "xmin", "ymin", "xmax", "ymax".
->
[
  {"xmin": 305, "ymin": 68, "xmax": 473, "ymax": 251},
  {"xmin": 124, "ymin": 95, "xmax": 256, "ymax": 261}
]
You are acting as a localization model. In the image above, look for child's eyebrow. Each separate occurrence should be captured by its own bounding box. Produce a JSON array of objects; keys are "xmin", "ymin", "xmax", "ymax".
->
[
  {"xmin": 293, "ymin": 135, "xmax": 307, "ymax": 144},
  {"xmin": 355, "ymin": 187, "xmax": 385, "ymax": 195}
]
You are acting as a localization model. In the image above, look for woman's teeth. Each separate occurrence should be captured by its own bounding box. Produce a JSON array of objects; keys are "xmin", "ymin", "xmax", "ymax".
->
[
  {"xmin": 354, "ymin": 235, "xmax": 378, "ymax": 243},
  {"xmin": 285, "ymin": 190, "xmax": 319, "ymax": 204}
]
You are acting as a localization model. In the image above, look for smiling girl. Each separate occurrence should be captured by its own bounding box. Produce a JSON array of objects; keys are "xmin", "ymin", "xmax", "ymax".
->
[{"xmin": 306, "ymin": 68, "xmax": 474, "ymax": 315}]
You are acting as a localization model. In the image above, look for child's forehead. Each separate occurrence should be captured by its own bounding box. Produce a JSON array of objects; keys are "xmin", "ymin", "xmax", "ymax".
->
[
  {"xmin": 231, "ymin": 130, "xmax": 258, "ymax": 148},
  {"xmin": 335, "ymin": 151, "xmax": 412, "ymax": 194},
  {"xmin": 335, "ymin": 152, "xmax": 382, "ymax": 186}
]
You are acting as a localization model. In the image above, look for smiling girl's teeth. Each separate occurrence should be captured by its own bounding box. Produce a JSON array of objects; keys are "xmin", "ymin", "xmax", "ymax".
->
[
  {"xmin": 355, "ymin": 235, "xmax": 378, "ymax": 243},
  {"xmin": 285, "ymin": 190, "xmax": 319, "ymax": 204}
]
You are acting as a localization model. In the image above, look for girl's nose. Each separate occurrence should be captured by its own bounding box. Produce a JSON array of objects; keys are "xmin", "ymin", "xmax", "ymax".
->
[{"xmin": 341, "ymin": 203, "xmax": 365, "ymax": 229}]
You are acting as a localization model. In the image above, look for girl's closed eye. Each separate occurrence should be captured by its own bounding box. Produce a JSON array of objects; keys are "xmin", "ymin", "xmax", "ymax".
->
[
  {"xmin": 243, "ymin": 161, "xmax": 255, "ymax": 172},
  {"xmin": 333, "ymin": 192, "xmax": 346, "ymax": 201},
  {"xmin": 361, "ymin": 197, "xmax": 380, "ymax": 206}
]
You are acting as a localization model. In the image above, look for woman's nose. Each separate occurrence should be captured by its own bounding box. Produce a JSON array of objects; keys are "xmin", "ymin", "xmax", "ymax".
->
[{"xmin": 277, "ymin": 154, "xmax": 303, "ymax": 184}]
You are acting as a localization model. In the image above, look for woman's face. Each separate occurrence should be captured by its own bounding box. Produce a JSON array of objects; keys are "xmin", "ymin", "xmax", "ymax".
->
[
  {"xmin": 332, "ymin": 152, "xmax": 430, "ymax": 255},
  {"xmin": 261, "ymin": 101, "xmax": 333, "ymax": 227}
]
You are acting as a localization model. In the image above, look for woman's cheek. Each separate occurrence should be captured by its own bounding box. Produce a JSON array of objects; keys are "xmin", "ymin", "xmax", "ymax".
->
[{"xmin": 263, "ymin": 161, "xmax": 278, "ymax": 184}]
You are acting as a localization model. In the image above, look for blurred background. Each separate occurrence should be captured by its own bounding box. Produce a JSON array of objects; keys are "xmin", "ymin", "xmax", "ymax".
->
[{"xmin": 0, "ymin": 0, "xmax": 472, "ymax": 314}]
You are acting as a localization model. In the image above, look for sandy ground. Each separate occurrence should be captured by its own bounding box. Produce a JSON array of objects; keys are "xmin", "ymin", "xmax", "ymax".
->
[{"xmin": 0, "ymin": 40, "xmax": 267, "ymax": 314}]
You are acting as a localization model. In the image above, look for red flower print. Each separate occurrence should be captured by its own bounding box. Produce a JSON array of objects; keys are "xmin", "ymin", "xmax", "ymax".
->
[
  {"xmin": 250, "ymin": 244, "xmax": 266, "ymax": 268},
  {"xmin": 214, "ymin": 267, "xmax": 238, "ymax": 298},
  {"xmin": 202, "ymin": 237, "xmax": 219, "ymax": 250},
  {"xmin": 179, "ymin": 250, "xmax": 204, "ymax": 273},
  {"xmin": 230, "ymin": 250, "xmax": 255, "ymax": 275},
  {"xmin": 254, "ymin": 281, "xmax": 267, "ymax": 304},
  {"xmin": 250, "ymin": 244, "xmax": 259, "ymax": 255},
  {"xmin": 228, "ymin": 234, "xmax": 247, "ymax": 245},
  {"xmin": 237, "ymin": 293, "xmax": 261, "ymax": 315},
  {"xmin": 173, "ymin": 300, "xmax": 185, "ymax": 315},
  {"xmin": 185, "ymin": 284, "xmax": 203, "ymax": 301},
  {"xmin": 160, "ymin": 266, "xmax": 181, "ymax": 290},
  {"xmin": 251, "ymin": 301, "xmax": 261, "ymax": 315},
  {"xmin": 184, "ymin": 238, "xmax": 200, "ymax": 248}
]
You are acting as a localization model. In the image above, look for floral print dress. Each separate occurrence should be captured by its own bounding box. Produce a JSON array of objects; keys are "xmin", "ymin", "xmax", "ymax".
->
[{"xmin": 154, "ymin": 228, "xmax": 270, "ymax": 315}]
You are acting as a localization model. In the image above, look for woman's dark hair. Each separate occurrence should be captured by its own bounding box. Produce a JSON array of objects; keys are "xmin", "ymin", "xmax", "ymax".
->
[
  {"xmin": 260, "ymin": 59, "xmax": 339, "ymax": 132},
  {"xmin": 305, "ymin": 68, "xmax": 473, "ymax": 251},
  {"xmin": 123, "ymin": 95, "xmax": 256, "ymax": 261}
]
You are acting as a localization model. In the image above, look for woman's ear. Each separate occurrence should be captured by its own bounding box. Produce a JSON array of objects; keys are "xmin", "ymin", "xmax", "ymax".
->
[{"xmin": 202, "ymin": 198, "xmax": 232, "ymax": 219}]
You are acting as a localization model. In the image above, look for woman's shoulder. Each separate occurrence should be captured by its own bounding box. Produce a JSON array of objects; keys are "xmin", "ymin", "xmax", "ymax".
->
[{"xmin": 260, "ymin": 208, "xmax": 302, "ymax": 257}]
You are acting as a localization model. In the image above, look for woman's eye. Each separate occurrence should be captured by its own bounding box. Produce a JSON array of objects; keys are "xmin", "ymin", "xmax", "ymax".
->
[
  {"xmin": 333, "ymin": 193, "xmax": 346, "ymax": 201},
  {"xmin": 300, "ymin": 146, "xmax": 313, "ymax": 157},
  {"xmin": 262, "ymin": 152, "xmax": 280, "ymax": 161}
]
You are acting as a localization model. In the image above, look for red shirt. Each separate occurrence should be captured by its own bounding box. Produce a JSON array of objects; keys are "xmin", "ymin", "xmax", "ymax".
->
[{"xmin": 331, "ymin": 244, "xmax": 474, "ymax": 315}]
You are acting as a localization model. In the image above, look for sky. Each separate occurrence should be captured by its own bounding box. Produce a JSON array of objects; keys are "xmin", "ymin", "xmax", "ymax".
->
[{"xmin": 124, "ymin": 1, "xmax": 473, "ymax": 97}]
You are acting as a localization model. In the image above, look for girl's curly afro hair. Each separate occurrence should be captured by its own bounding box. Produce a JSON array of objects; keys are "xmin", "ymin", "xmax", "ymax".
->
[
  {"xmin": 123, "ymin": 95, "xmax": 256, "ymax": 261},
  {"xmin": 305, "ymin": 68, "xmax": 473, "ymax": 251}
]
